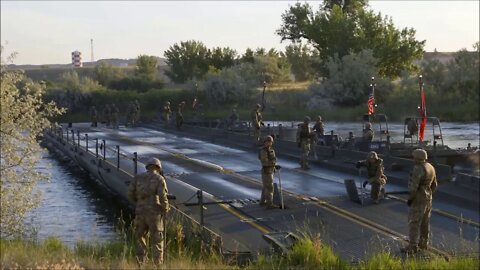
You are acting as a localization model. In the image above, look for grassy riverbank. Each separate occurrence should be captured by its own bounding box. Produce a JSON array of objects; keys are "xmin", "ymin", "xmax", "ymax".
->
[{"xmin": 1, "ymin": 236, "xmax": 478, "ymax": 269}]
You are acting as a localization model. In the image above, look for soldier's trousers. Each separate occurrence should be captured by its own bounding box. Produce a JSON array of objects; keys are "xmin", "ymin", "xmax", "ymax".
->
[
  {"xmin": 408, "ymin": 200, "xmax": 432, "ymax": 248},
  {"xmin": 164, "ymin": 115, "xmax": 170, "ymax": 127},
  {"xmin": 134, "ymin": 214, "xmax": 165, "ymax": 265},
  {"xmin": 301, "ymin": 140, "xmax": 310, "ymax": 167},
  {"xmin": 370, "ymin": 182, "xmax": 384, "ymax": 201},
  {"xmin": 260, "ymin": 172, "xmax": 274, "ymax": 205},
  {"xmin": 254, "ymin": 127, "xmax": 261, "ymax": 142}
]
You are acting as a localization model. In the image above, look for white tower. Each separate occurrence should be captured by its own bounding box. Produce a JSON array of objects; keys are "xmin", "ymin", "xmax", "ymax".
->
[
  {"xmin": 90, "ymin": 39, "xmax": 94, "ymax": 62},
  {"xmin": 71, "ymin": 51, "xmax": 82, "ymax": 67}
]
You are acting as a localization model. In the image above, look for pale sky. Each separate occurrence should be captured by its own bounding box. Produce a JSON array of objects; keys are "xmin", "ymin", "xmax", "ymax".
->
[{"xmin": 1, "ymin": 1, "xmax": 478, "ymax": 65}]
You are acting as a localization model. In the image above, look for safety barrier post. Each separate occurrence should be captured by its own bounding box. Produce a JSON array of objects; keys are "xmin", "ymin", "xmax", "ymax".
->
[
  {"xmin": 133, "ymin": 152, "xmax": 138, "ymax": 175},
  {"xmin": 197, "ymin": 190, "xmax": 204, "ymax": 226},
  {"xmin": 95, "ymin": 138, "xmax": 99, "ymax": 158},
  {"xmin": 71, "ymin": 130, "xmax": 75, "ymax": 145},
  {"xmin": 66, "ymin": 129, "xmax": 69, "ymax": 143},
  {"xmin": 85, "ymin": 134, "xmax": 89, "ymax": 152},
  {"xmin": 331, "ymin": 130, "xmax": 335, "ymax": 158},
  {"xmin": 77, "ymin": 130, "xmax": 80, "ymax": 147},
  {"xmin": 102, "ymin": 139, "xmax": 106, "ymax": 160},
  {"xmin": 116, "ymin": 145, "xmax": 120, "ymax": 169}
]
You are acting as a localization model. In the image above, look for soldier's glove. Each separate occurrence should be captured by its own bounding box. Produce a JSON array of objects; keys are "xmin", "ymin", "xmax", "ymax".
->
[
  {"xmin": 355, "ymin": 161, "xmax": 362, "ymax": 169},
  {"xmin": 362, "ymin": 181, "xmax": 368, "ymax": 188},
  {"xmin": 167, "ymin": 194, "xmax": 177, "ymax": 200},
  {"xmin": 260, "ymin": 122, "xmax": 265, "ymax": 127},
  {"xmin": 407, "ymin": 200, "xmax": 413, "ymax": 206},
  {"xmin": 275, "ymin": 165, "xmax": 282, "ymax": 170}
]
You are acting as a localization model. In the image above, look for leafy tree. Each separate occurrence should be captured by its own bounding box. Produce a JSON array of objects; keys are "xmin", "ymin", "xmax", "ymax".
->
[
  {"xmin": 240, "ymin": 48, "xmax": 255, "ymax": 64},
  {"xmin": 1, "ymin": 49, "xmax": 65, "ymax": 238},
  {"xmin": 309, "ymin": 50, "xmax": 392, "ymax": 106},
  {"xmin": 276, "ymin": 1, "xmax": 425, "ymax": 78},
  {"xmin": 208, "ymin": 47, "xmax": 237, "ymax": 71},
  {"xmin": 443, "ymin": 49, "xmax": 479, "ymax": 104},
  {"xmin": 135, "ymin": 55, "xmax": 158, "ymax": 81},
  {"xmin": 93, "ymin": 61, "xmax": 124, "ymax": 86},
  {"xmin": 164, "ymin": 40, "xmax": 210, "ymax": 83},
  {"xmin": 284, "ymin": 44, "xmax": 317, "ymax": 81}
]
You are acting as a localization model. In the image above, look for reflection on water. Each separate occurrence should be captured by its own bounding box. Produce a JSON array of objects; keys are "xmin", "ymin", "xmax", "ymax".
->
[{"xmin": 27, "ymin": 151, "xmax": 132, "ymax": 246}]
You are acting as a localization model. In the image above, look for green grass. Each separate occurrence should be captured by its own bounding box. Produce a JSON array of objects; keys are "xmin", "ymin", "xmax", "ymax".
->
[{"xmin": 2, "ymin": 234, "xmax": 478, "ymax": 270}]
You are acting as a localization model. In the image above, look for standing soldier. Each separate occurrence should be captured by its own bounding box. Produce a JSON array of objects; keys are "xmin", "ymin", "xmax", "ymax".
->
[
  {"xmin": 163, "ymin": 101, "xmax": 172, "ymax": 127},
  {"xmin": 176, "ymin": 101, "xmax": 186, "ymax": 130},
  {"xmin": 126, "ymin": 102, "xmax": 135, "ymax": 127},
  {"xmin": 103, "ymin": 104, "xmax": 111, "ymax": 128},
  {"xmin": 356, "ymin": 151, "xmax": 387, "ymax": 204},
  {"xmin": 251, "ymin": 104, "xmax": 263, "ymax": 143},
  {"xmin": 259, "ymin": 135, "xmax": 279, "ymax": 209},
  {"xmin": 296, "ymin": 116, "xmax": 313, "ymax": 169},
  {"xmin": 312, "ymin": 115, "xmax": 325, "ymax": 158},
  {"xmin": 111, "ymin": 103, "xmax": 119, "ymax": 129},
  {"xmin": 134, "ymin": 99, "xmax": 141, "ymax": 126},
  {"xmin": 127, "ymin": 157, "xmax": 170, "ymax": 265},
  {"xmin": 90, "ymin": 106, "xmax": 98, "ymax": 127},
  {"xmin": 363, "ymin": 122, "xmax": 374, "ymax": 142},
  {"xmin": 228, "ymin": 108, "xmax": 239, "ymax": 129},
  {"xmin": 402, "ymin": 149, "xmax": 437, "ymax": 254}
]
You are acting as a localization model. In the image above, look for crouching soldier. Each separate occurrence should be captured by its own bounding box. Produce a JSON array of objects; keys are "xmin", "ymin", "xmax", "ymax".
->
[{"xmin": 356, "ymin": 151, "xmax": 387, "ymax": 204}]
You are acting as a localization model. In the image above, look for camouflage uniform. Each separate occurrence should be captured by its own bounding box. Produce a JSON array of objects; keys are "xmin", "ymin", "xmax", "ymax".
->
[
  {"xmin": 296, "ymin": 117, "xmax": 312, "ymax": 169},
  {"xmin": 90, "ymin": 106, "xmax": 98, "ymax": 127},
  {"xmin": 176, "ymin": 101, "xmax": 185, "ymax": 130},
  {"xmin": 228, "ymin": 109, "xmax": 239, "ymax": 128},
  {"xmin": 127, "ymin": 158, "xmax": 170, "ymax": 265},
  {"xmin": 163, "ymin": 102, "xmax": 172, "ymax": 127},
  {"xmin": 103, "ymin": 104, "xmax": 111, "ymax": 127},
  {"xmin": 363, "ymin": 122, "xmax": 374, "ymax": 142},
  {"xmin": 356, "ymin": 151, "xmax": 387, "ymax": 203},
  {"xmin": 111, "ymin": 104, "xmax": 119, "ymax": 129},
  {"xmin": 404, "ymin": 149, "xmax": 437, "ymax": 252},
  {"xmin": 259, "ymin": 136, "xmax": 277, "ymax": 207},
  {"xmin": 251, "ymin": 104, "xmax": 263, "ymax": 142}
]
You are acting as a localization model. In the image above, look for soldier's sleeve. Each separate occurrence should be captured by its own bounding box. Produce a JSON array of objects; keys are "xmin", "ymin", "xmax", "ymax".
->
[
  {"xmin": 296, "ymin": 127, "xmax": 301, "ymax": 142},
  {"xmin": 375, "ymin": 160, "xmax": 384, "ymax": 179},
  {"xmin": 271, "ymin": 149, "xmax": 277, "ymax": 165},
  {"xmin": 156, "ymin": 175, "xmax": 170, "ymax": 214},
  {"xmin": 127, "ymin": 176, "xmax": 137, "ymax": 203},
  {"xmin": 408, "ymin": 165, "xmax": 424, "ymax": 201},
  {"xmin": 430, "ymin": 171, "xmax": 438, "ymax": 193},
  {"xmin": 259, "ymin": 149, "xmax": 268, "ymax": 166}
]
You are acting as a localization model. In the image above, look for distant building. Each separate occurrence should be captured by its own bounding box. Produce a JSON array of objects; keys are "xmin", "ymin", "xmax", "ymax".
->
[{"xmin": 71, "ymin": 51, "xmax": 82, "ymax": 67}]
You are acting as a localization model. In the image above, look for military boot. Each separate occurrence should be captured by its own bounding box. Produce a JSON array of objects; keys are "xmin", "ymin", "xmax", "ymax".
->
[{"xmin": 400, "ymin": 245, "xmax": 418, "ymax": 254}]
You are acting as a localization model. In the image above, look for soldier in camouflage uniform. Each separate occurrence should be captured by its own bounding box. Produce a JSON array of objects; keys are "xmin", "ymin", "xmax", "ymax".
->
[
  {"xmin": 402, "ymin": 149, "xmax": 437, "ymax": 254},
  {"xmin": 163, "ymin": 101, "xmax": 172, "ymax": 127},
  {"xmin": 259, "ymin": 135, "xmax": 278, "ymax": 209},
  {"xmin": 111, "ymin": 103, "xmax": 120, "ymax": 129},
  {"xmin": 356, "ymin": 151, "xmax": 387, "ymax": 203},
  {"xmin": 126, "ymin": 102, "xmax": 135, "ymax": 127},
  {"xmin": 296, "ymin": 116, "xmax": 313, "ymax": 169},
  {"xmin": 103, "ymin": 104, "xmax": 111, "ymax": 127},
  {"xmin": 251, "ymin": 104, "xmax": 263, "ymax": 143},
  {"xmin": 363, "ymin": 122, "xmax": 374, "ymax": 142},
  {"xmin": 127, "ymin": 157, "xmax": 170, "ymax": 265},
  {"xmin": 134, "ymin": 100, "xmax": 141, "ymax": 126},
  {"xmin": 90, "ymin": 106, "xmax": 98, "ymax": 127},
  {"xmin": 176, "ymin": 101, "xmax": 186, "ymax": 130}
]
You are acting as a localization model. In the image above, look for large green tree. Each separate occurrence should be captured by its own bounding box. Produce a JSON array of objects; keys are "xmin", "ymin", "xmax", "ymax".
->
[
  {"xmin": 164, "ymin": 40, "xmax": 210, "ymax": 83},
  {"xmin": 1, "ymin": 49, "xmax": 65, "ymax": 238},
  {"xmin": 135, "ymin": 55, "xmax": 158, "ymax": 81},
  {"xmin": 208, "ymin": 47, "xmax": 237, "ymax": 71},
  {"xmin": 276, "ymin": 1, "xmax": 425, "ymax": 78},
  {"xmin": 284, "ymin": 44, "xmax": 318, "ymax": 81}
]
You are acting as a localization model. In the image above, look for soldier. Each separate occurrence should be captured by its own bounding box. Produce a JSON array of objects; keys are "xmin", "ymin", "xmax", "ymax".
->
[
  {"xmin": 163, "ymin": 101, "xmax": 172, "ymax": 127},
  {"xmin": 259, "ymin": 135, "xmax": 279, "ymax": 209},
  {"xmin": 296, "ymin": 116, "xmax": 313, "ymax": 169},
  {"xmin": 363, "ymin": 122, "xmax": 374, "ymax": 142},
  {"xmin": 127, "ymin": 157, "xmax": 170, "ymax": 265},
  {"xmin": 251, "ymin": 104, "xmax": 264, "ymax": 143},
  {"xmin": 312, "ymin": 115, "xmax": 325, "ymax": 158},
  {"xmin": 126, "ymin": 102, "xmax": 135, "ymax": 127},
  {"xmin": 228, "ymin": 108, "xmax": 239, "ymax": 129},
  {"xmin": 90, "ymin": 106, "xmax": 98, "ymax": 127},
  {"xmin": 111, "ymin": 103, "xmax": 119, "ymax": 129},
  {"xmin": 103, "ymin": 104, "xmax": 111, "ymax": 128},
  {"xmin": 176, "ymin": 101, "xmax": 186, "ymax": 130},
  {"xmin": 401, "ymin": 149, "xmax": 437, "ymax": 254},
  {"xmin": 134, "ymin": 99, "xmax": 141, "ymax": 126},
  {"xmin": 356, "ymin": 151, "xmax": 387, "ymax": 204}
]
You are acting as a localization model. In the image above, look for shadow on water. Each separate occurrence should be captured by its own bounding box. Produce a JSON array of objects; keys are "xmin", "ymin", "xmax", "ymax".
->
[{"xmin": 27, "ymin": 147, "xmax": 133, "ymax": 246}]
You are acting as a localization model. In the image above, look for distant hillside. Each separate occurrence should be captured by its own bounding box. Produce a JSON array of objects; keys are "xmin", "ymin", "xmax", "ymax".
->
[{"xmin": 6, "ymin": 57, "xmax": 166, "ymax": 70}]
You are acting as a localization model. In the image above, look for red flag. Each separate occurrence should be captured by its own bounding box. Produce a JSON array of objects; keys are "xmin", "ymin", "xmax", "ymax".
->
[
  {"xmin": 419, "ymin": 85, "xmax": 427, "ymax": 142},
  {"xmin": 367, "ymin": 89, "xmax": 375, "ymax": 115}
]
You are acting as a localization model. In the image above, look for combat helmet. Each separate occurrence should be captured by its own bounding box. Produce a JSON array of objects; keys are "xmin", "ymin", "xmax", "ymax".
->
[
  {"xmin": 412, "ymin": 149, "xmax": 428, "ymax": 161},
  {"xmin": 367, "ymin": 151, "xmax": 378, "ymax": 160},
  {"xmin": 304, "ymin": 116, "xmax": 311, "ymax": 122},
  {"xmin": 264, "ymin": 135, "xmax": 274, "ymax": 143},
  {"xmin": 365, "ymin": 122, "xmax": 372, "ymax": 129},
  {"xmin": 146, "ymin": 157, "xmax": 162, "ymax": 170}
]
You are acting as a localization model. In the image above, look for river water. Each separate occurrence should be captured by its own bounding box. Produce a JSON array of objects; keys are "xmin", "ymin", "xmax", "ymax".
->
[{"xmin": 29, "ymin": 122, "xmax": 478, "ymax": 244}]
